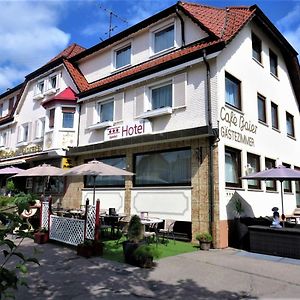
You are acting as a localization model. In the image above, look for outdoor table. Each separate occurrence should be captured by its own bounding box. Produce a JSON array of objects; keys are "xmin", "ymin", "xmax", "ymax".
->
[{"xmin": 69, "ymin": 209, "xmax": 84, "ymax": 218}]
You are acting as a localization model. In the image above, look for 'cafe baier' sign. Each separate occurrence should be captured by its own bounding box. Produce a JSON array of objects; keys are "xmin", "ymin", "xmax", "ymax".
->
[
  {"xmin": 104, "ymin": 119, "xmax": 152, "ymax": 141},
  {"xmin": 220, "ymin": 106, "xmax": 257, "ymax": 147}
]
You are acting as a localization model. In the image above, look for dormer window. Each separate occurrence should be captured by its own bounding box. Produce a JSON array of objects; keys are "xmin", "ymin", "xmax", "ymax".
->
[
  {"xmin": 36, "ymin": 81, "xmax": 44, "ymax": 94},
  {"xmin": 154, "ymin": 25, "xmax": 174, "ymax": 54},
  {"xmin": 115, "ymin": 44, "xmax": 131, "ymax": 69},
  {"xmin": 49, "ymin": 75, "xmax": 57, "ymax": 89}
]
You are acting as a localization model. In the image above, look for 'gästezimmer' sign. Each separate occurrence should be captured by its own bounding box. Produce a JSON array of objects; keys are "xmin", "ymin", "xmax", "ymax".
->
[{"xmin": 220, "ymin": 106, "xmax": 257, "ymax": 147}]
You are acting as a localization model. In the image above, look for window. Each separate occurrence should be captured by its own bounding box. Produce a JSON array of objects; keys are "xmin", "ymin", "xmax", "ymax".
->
[
  {"xmin": 150, "ymin": 82, "xmax": 172, "ymax": 110},
  {"xmin": 49, "ymin": 108, "xmax": 55, "ymax": 128},
  {"xmin": 49, "ymin": 75, "xmax": 57, "ymax": 89},
  {"xmin": 0, "ymin": 103, "xmax": 3, "ymax": 117},
  {"xmin": 286, "ymin": 112, "xmax": 295, "ymax": 138},
  {"xmin": 269, "ymin": 49, "xmax": 278, "ymax": 77},
  {"xmin": 154, "ymin": 25, "xmax": 174, "ymax": 53},
  {"xmin": 35, "ymin": 118, "xmax": 45, "ymax": 139},
  {"xmin": 265, "ymin": 158, "xmax": 276, "ymax": 191},
  {"xmin": 98, "ymin": 100, "xmax": 114, "ymax": 122},
  {"xmin": 295, "ymin": 167, "xmax": 300, "ymax": 207},
  {"xmin": 62, "ymin": 107, "xmax": 75, "ymax": 129},
  {"xmin": 36, "ymin": 81, "xmax": 44, "ymax": 95},
  {"xmin": 252, "ymin": 32, "xmax": 262, "ymax": 63},
  {"xmin": 225, "ymin": 72, "xmax": 241, "ymax": 110},
  {"xmin": 247, "ymin": 153, "xmax": 261, "ymax": 189},
  {"xmin": 115, "ymin": 45, "xmax": 131, "ymax": 69},
  {"xmin": 0, "ymin": 132, "xmax": 7, "ymax": 147},
  {"xmin": 85, "ymin": 157, "xmax": 126, "ymax": 187},
  {"xmin": 282, "ymin": 163, "xmax": 292, "ymax": 193},
  {"xmin": 271, "ymin": 102, "xmax": 279, "ymax": 130},
  {"xmin": 257, "ymin": 94, "xmax": 266, "ymax": 123},
  {"xmin": 134, "ymin": 148, "xmax": 191, "ymax": 186},
  {"xmin": 225, "ymin": 147, "xmax": 241, "ymax": 188},
  {"xmin": 33, "ymin": 176, "xmax": 64, "ymax": 194},
  {"xmin": 8, "ymin": 97, "xmax": 14, "ymax": 114},
  {"xmin": 18, "ymin": 123, "xmax": 29, "ymax": 143}
]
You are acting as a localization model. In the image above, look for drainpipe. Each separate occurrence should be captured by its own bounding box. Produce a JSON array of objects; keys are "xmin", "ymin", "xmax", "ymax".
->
[
  {"xmin": 175, "ymin": 7, "xmax": 185, "ymax": 47},
  {"xmin": 203, "ymin": 50, "xmax": 216, "ymax": 238}
]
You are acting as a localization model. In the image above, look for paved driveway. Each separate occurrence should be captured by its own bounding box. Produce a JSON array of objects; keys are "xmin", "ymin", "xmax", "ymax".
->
[{"xmin": 7, "ymin": 238, "xmax": 300, "ymax": 299}]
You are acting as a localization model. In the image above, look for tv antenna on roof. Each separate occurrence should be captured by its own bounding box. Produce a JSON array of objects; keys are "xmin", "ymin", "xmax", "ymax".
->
[{"xmin": 98, "ymin": 3, "xmax": 128, "ymax": 38}]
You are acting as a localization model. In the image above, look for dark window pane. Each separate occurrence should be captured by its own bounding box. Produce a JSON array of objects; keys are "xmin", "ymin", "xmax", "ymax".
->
[
  {"xmin": 269, "ymin": 49, "xmax": 278, "ymax": 77},
  {"xmin": 286, "ymin": 112, "xmax": 295, "ymax": 137},
  {"xmin": 225, "ymin": 73, "xmax": 241, "ymax": 110},
  {"xmin": 271, "ymin": 102, "xmax": 279, "ymax": 129},
  {"xmin": 135, "ymin": 149, "xmax": 191, "ymax": 186},
  {"xmin": 154, "ymin": 25, "xmax": 174, "ymax": 53},
  {"xmin": 225, "ymin": 147, "xmax": 241, "ymax": 188},
  {"xmin": 265, "ymin": 158, "xmax": 276, "ymax": 191},
  {"xmin": 151, "ymin": 84, "xmax": 172, "ymax": 109},
  {"xmin": 282, "ymin": 163, "xmax": 292, "ymax": 192},
  {"xmin": 252, "ymin": 33, "xmax": 262, "ymax": 62},
  {"xmin": 257, "ymin": 94, "xmax": 266, "ymax": 123},
  {"xmin": 116, "ymin": 45, "xmax": 131, "ymax": 69},
  {"xmin": 247, "ymin": 153, "xmax": 261, "ymax": 189}
]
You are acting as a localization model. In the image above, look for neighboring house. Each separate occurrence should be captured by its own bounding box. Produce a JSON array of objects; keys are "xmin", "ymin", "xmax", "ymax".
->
[
  {"xmin": 0, "ymin": 2, "xmax": 299, "ymax": 248},
  {"xmin": 0, "ymin": 43, "xmax": 85, "ymax": 197}
]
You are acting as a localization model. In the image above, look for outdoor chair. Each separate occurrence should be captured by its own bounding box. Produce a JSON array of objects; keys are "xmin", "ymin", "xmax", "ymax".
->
[
  {"xmin": 144, "ymin": 222, "xmax": 159, "ymax": 244},
  {"xmin": 159, "ymin": 219, "xmax": 176, "ymax": 244},
  {"xmin": 100, "ymin": 216, "xmax": 112, "ymax": 238}
]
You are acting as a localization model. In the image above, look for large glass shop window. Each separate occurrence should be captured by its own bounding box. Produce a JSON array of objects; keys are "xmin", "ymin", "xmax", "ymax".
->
[
  {"xmin": 33, "ymin": 177, "xmax": 64, "ymax": 194},
  {"xmin": 134, "ymin": 149, "xmax": 191, "ymax": 186},
  {"xmin": 225, "ymin": 146, "xmax": 241, "ymax": 188},
  {"xmin": 85, "ymin": 157, "xmax": 126, "ymax": 187}
]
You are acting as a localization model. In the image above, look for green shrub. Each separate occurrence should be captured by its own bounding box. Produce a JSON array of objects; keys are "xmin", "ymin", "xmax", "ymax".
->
[
  {"xmin": 195, "ymin": 232, "xmax": 213, "ymax": 242},
  {"xmin": 0, "ymin": 196, "xmax": 16, "ymax": 208},
  {"xmin": 127, "ymin": 215, "xmax": 143, "ymax": 243},
  {"xmin": 6, "ymin": 180, "xmax": 16, "ymax": 194},
  {"xmin": 13, "ymin": 193, "xmax": 37, "ymax": 214},
  {"xmin": 133, "ymin": 244, "xmax": 161, "ymax": 260}
]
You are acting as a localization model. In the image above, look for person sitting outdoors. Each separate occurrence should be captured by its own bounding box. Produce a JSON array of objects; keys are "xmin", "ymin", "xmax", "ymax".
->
[{"xmin": 270, "ymin": 207, "xmax": 282, "ymax": 228}]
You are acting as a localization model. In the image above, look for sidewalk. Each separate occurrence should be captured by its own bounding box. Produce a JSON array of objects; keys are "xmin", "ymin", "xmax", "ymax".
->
[{"xmin": 11, "ymin": 238, "xmax": 300, "ymax": 299}]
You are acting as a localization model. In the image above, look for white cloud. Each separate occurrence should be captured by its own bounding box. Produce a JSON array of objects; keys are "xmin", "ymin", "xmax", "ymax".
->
[
  {"xmin": 0, "ymin": 1, "xmax": 70, "ymax": 92},
  {"xmin": 276, "ymin": 4, "xmax": 300, "ymax": 54}
]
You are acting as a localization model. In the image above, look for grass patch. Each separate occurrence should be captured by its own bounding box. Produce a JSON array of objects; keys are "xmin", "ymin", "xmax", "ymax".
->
[{"xmin": 102, "ymin": 236, "xmax": 198, "ymax": 263}]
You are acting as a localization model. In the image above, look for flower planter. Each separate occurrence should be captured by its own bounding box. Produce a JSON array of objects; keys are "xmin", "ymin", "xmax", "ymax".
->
[
  {"xmin": 77, "ymin": 244, "xmax": 93, "ymax": 258},
  {"xmin": 34, "ymin": 232, "xmax": 49, "ymax": 244},
  {"xmin": 200, "ymin": 241, "xmax": 211, "ymax": 251}
]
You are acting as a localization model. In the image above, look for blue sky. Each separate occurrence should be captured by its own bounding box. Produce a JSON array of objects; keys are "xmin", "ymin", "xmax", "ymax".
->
[{"xmin": 0, "ymin": 0, "xmax": 299, "ymax": 94}]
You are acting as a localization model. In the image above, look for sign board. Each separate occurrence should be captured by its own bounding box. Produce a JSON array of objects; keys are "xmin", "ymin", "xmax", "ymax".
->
[
  {"xmin": 219, "ymin": 106, "xmax": 257, "ymax": 147},
  {"xmin": 104, "ymin": 120, "xmax": 152, "ymax": 141}
]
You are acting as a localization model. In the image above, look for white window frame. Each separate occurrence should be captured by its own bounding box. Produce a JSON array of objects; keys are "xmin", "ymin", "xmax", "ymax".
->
[
  {"xmin": 17, "ymin": 123, "xmax": 30, "ymax": 145},
  {"xmin": 148, "ymin": 80, "xmax": 173, "ymax": 111},
  {"xmin": 0, "ymin": 131, "xmax": 8, "ymax": 148},
  {"xmin": 150, "ymin": 19, "xmax": 176, "ymax": 57},
  {"xmin": 35, "ymin": 80, "xmax": 45, "ymax": 96},
  {"xmin": 62, "ymin": 106, "xmax": 76, "ymax": 129},
  {"xmin": 34, "ymin": 118, "xmax": 45, "ymax": 140},
  {"xmin": 97, "ymin": 98, "xmax": 114, "ymax": 123},
  {"xmin": 44, "ymin": 73, "xmax": 59, "ymax": 96},
  {"xmin": 113, "ymin": 43, "xmax": 132, "ymax": 71}
]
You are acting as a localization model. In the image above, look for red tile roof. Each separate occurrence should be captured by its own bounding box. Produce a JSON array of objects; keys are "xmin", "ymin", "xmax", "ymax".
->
[
  {"xmin": 48, "ymin": 43, "xmax": 86, "ymax": 63},
  {"xmin": 41, "ymin": 87, "xmax": 77, "ymax": 108},
  {"xmin": 67, "ymin": 2, "xmax": 255, "ymax": 96}
]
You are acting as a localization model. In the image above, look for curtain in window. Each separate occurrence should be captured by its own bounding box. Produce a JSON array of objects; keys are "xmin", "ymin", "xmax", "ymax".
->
[
  {"xmin": 225, "ymin": 152, "xmax": 238, "ymax": 184},
  {"xmin": 100, "ymin": 102, "xmax": 114, "ymax": 122},
  {"xmin": 151, "ymin": 84, "xmax": 172, "ymax": 109},
  {"xmin": 154, "ymin": 25, "xmax": 174, "ymax": 53},
  {"xmin": 135, "ymin": 149, "xmax": 191, "ymax": 185},
  {"xmin": 86, "ymin": 157, "xmax": 126, "ymax": 187},
  {"xmin": 225, "ymin": 77, "xmax": 238, "ymax": 107},
  {"xmin": 116, "ymin": 45, "xmax": 131, "ymax": 69}
]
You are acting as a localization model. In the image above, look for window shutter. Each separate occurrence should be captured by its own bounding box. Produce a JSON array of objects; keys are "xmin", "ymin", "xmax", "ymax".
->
[
  {"xmin": 114, "ymin": 93, "xmax": 123, "ymax": 122},
  {"xmin": 86, "ymin": 101, "xmax": 95, "ymax": 127},
  {"xmin": 173, "ymin": 73, "xmax": 186, "ymax": 108},
  {"xmin": 135, "ymin": 87, "xmax": 145, "ymax": 117},
  {"xmin": 62, "ymin": 107, "xmax": 76, "ymax": 113},
  {"xmin": 27, "ymin": 122, "xmax": 32, "ymax": 142}
]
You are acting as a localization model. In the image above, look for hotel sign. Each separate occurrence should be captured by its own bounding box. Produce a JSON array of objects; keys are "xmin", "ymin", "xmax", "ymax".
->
[
  {"xmin": 104, "ymin": 120, "xmax": 152, "ymax": 141},
  {"xmin": 220, "ymin": 106, "xmax": 257, "ymax": 147}
]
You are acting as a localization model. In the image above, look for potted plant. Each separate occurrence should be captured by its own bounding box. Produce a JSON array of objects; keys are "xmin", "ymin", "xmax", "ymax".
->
[
  {"xmin": 34, "ymin": 228, "xmax": 49, "ymax": 244},
  {"xmin": 122, "ymin": 215, "xmax": 144, "ymax": 265},
  {"xmin": 133, "ymin": 244, "xmax": 161, "ymax": 268},
  {"xmin": 196, "ymin": 232, "xmax": 212, "ymax": 250},
  {"xmin": 77, "ymin": 239, "xmax": 94, "ymax": 258},
  {"xmin": 77, "ymin": 239, "xmax": 104, "ymax": 258}
]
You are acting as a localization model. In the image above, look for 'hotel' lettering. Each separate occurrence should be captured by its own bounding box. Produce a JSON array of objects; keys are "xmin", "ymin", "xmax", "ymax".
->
[{"xmin": 122, "ymin": 123, "xmax": 145, "ymax": 137}]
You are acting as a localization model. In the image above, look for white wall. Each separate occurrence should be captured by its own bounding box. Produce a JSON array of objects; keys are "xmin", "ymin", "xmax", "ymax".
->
[{"xmin": 217, "ymin": 23, "xmax": 300, "ymax": 220}]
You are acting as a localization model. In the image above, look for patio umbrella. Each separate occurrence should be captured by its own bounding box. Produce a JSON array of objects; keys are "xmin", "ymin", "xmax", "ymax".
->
[
  {"xmin": 13, "ymin": 164, "xmax": 64, "ymax": 195},
  {"xmin": 242, "ymin": 165, "xmax": 300, "ymax": 224},
  {"xmin": 62, "ymin": 159, "xmax": 134, "ymax": 205},
  {"xmin": 0, "ymin": 166, "xmax": 24, "ymax": 174}
]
